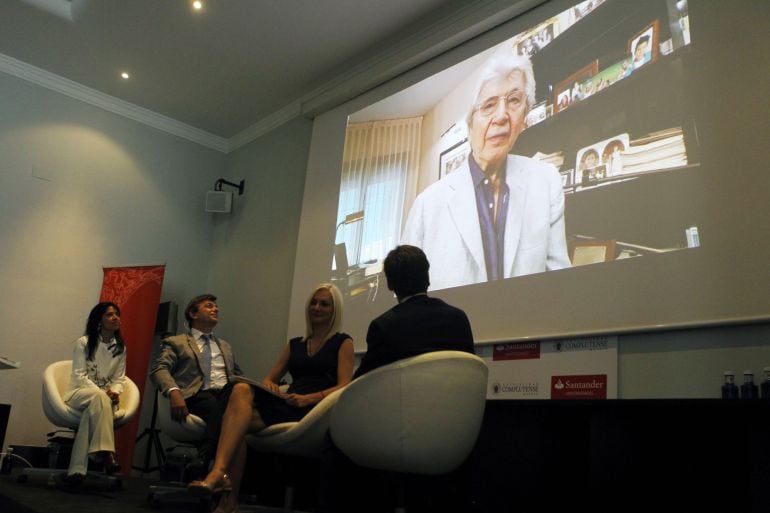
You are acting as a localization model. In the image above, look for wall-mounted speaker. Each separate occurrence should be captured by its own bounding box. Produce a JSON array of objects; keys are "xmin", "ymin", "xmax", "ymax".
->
[
  {"xmin": 155, "ymin": 301, "xmax": 178, "ymax": 336},
  {"xmin": 205, "ymin": 191, "xmax": 233, "ymax": 213}
]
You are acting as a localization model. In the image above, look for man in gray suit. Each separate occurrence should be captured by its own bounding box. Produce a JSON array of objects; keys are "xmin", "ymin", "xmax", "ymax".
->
[{"xmin": 151, "ymin": 294, "xmax": 242, "ymax": 468}]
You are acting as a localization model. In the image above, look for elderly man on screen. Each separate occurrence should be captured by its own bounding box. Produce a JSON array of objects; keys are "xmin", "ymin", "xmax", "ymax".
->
[{"xmin": 401, "ymin": 51, "xmax": 570, "ymax": 290}]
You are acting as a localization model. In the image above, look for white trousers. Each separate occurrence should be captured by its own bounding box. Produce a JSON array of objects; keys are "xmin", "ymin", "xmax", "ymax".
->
[{"xmin": 65, "ymin": 387, "xmax": 115, "ymax": 475}]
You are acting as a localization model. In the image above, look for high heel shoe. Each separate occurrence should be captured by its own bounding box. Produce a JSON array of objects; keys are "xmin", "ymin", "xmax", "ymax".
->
[
  {"xmin": 103, "ymin": 452, "xmax": 121, "ymax": 475},
  {"xmin": 187, "ymin": 470, "xmax": 232, "ymax": 496}
]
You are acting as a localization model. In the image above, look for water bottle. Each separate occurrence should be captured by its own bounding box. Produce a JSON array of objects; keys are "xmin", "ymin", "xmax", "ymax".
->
[
  {"xmin": 740, "ymin": 370, "xmax": 758, "ymax": 399},
  {"xmin": 761, "ymin": 367, "xmax": 770, "ymax": 400},
  {"xmin": 721, "ymin": 371, "xmax": 739, "ymax": 399}
]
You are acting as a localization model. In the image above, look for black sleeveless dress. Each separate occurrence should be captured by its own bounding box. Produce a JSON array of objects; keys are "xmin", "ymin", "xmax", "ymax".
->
[{"xmin": 252, "ymin": 332, "xmax": 349, "ymax": 426}]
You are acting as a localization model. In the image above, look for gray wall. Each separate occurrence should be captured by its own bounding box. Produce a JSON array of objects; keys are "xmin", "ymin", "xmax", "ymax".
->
[
  {"xmin": 0, "ymin": 69, "xmax": 313, "ymax": 461},
  {"xmin": 619, "ymin": 322, "xmax": 770, "ymax": 399},
  {"xmin": 0, "ymin": 71, "xmax": 225, "ymax": 448},
  {"xmin": 208, "ymin": 117, "xmax": 313, "ymax": 379}
]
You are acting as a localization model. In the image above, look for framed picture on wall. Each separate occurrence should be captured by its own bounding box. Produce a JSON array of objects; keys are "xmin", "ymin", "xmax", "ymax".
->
[{"xmin": 439, "ymin": 139, "xmax": 470, "ymax": 179}]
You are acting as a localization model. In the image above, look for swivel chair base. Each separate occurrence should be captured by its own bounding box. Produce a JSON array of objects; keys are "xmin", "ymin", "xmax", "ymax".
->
[{"xmin": 18, "ymin": 467, "xmax": 122, "ymax": 492}]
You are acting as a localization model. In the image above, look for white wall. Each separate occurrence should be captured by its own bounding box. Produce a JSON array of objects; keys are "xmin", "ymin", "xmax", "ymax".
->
[
  {"xmin": 619, "ymin": 323, "xmax": 770, "ymax": 399},
  {"xmin": 207, "ymin": 117, "xmax": 313, "ymax": 380},
  {"xmin": 0, "ymin": 71, "xmax": 225, "ymax": 448}
]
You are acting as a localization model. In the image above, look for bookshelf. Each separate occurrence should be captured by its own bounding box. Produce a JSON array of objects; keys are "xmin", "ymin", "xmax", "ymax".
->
[{"xmin": 513, "ymin": 0, "xmax": 699, "ymax": 258}]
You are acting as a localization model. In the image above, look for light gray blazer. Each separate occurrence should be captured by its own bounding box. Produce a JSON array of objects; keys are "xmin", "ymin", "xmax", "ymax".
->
[
  {"xmin": 401, "ymin": 154, "xmax": 571, "ymax": 291},
  {"xmin": 150, "ymin": 332, "xmax": 242, "ymax": 399}
]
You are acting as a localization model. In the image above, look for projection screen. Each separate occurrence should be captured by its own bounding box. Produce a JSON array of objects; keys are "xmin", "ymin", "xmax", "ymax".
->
[{"xmin": 288, "ymin": 0, "xmax": 770, "ymax": 349}]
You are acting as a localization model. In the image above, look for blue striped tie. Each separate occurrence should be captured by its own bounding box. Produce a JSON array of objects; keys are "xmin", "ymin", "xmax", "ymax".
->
[{"xmin": 201, "ymin": 334, "xmax": 212, "ymax": 389}]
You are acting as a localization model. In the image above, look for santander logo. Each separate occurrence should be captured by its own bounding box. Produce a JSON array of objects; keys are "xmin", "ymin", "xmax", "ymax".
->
[{"xmin": 551, "ymin": 374, "xmax": 607, "ymax": 399}]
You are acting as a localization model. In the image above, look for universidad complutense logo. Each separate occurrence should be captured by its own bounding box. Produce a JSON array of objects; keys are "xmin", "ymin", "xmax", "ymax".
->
[{"xmin": 551, "ymin": 374, "xmax": 607, "ymax": 399}]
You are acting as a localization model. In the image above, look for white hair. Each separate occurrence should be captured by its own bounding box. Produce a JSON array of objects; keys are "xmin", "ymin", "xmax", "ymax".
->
[{"xmin": 466, "ymin": 51, "xmax": 536, "ymax": 126}]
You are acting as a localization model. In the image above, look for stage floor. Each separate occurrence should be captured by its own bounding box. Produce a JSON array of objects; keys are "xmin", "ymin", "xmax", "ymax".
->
[{"xmin": 0, "ymin": 470, "xmax": 293, "ymax": 513}]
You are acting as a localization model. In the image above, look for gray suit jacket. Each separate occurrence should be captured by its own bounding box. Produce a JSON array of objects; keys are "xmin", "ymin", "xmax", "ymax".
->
[{"xmin": 150, "ymin": 332, "xmax": 242, "ymax": 399}]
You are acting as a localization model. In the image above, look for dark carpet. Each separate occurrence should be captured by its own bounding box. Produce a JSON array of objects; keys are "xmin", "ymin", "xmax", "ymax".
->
[{"xmin": 0, "ymin": 470, "xmax": 291, "ymax": 513}]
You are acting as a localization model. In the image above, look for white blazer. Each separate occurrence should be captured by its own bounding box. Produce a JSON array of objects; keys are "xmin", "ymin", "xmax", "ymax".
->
[{"xmin": 401, "ymin": 154, "xmax": 570, "ymax": 291}]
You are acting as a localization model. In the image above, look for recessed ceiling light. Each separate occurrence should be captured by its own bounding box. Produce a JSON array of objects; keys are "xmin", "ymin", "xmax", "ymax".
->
[
  {"xmin": 120, "ymin": 72, "xmax": 130, "ymax": 80},
  {"xmin": 192, "ymin": 1, "xmax": 203, "ymax": 10}
]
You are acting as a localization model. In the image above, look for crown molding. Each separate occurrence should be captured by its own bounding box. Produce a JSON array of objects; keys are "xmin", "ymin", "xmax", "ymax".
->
[
  {"xmin": 2, "ymin": 0, "xmax": 541, "ymax": 154},
  {"xmin": 228, "ymin": 0, "xmax": 542, "ymax": 148},
  {"xmin": 0, "ymin": 52, "xmax": 230, "ymax": 153},
  {"xmin": 228, "ymin": 101, "xmax": 303, "ymax": 152},
  {"xmin": 297, "ymin": 0, "xmax": 544, "ymax": 118}
]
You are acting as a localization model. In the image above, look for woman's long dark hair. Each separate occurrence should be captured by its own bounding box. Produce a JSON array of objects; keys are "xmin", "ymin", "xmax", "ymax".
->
[{"xmin": 84, "ymin": 302, "xmax": 126, "ymax": 361}]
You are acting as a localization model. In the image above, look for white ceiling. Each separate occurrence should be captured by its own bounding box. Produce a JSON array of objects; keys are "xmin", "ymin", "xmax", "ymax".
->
[{"xmin": 0, "ymin": 0, "xmax": 538, "ymax": 151}]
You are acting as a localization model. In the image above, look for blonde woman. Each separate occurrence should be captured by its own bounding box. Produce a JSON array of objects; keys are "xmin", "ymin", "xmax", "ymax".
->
[{"xmin": 189, "ymin": 283, "xmax": 354, "ymax": 513}]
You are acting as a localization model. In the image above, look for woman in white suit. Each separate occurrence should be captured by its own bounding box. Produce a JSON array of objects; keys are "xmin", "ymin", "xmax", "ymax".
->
[{"xmin": 62, "ymin": 301, "xmax": 126, "ymax": 484}]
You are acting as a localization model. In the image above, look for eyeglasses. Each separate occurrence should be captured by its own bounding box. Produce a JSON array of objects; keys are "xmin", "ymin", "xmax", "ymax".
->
[{"xmin": 474, "ymin": 92, "xmax": 527, "ymax": 117}]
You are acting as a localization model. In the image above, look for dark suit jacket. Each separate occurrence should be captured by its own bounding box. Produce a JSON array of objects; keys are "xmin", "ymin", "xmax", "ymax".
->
[
  {"xmin": 150, "ymin": 332, "xmax": 242, "ymax": 398},
  {"xmin": 354, "ymin": 294, "xmax": 474, "ymax": 378}
]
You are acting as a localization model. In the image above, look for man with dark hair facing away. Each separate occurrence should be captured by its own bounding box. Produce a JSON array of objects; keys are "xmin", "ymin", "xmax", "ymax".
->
[
  {"xmin": 354, "ymin": 245, "xmax": 475, "ymax": 377},
  {"xmin": 321, "ymin": 245, "xmax": 475, "ymax": 513}
]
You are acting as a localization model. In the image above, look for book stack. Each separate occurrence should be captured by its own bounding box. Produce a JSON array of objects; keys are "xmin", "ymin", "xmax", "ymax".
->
[
  {"xmin": 531, "ymin": 150, "xmax": 565, "ymax": 171},
  {"xmin": 619, "ymin": 127, "xmax": 688, "ymax": 175}
]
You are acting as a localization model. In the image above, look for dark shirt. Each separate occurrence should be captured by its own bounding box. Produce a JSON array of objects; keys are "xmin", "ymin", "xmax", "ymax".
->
[
  {"xmin": 286, "ymin": 332, "xmax": 348, "ymax": 395},
  {"xmin": 354, "ymin": 295, "xmax": 474, "ymax": 378},
  {"xmin": 469, "ymin": 152, "xmax": 509, "ymax": 281},
  {"xmin": 254, "ymin": 331, "xmax": 349, "ymax": 425}
]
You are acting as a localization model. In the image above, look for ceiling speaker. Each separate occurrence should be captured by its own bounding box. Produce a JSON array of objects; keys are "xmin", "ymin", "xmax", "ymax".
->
[{"xmin": 205, "ymin": 191, "xmax": 232, "ymax": 213}]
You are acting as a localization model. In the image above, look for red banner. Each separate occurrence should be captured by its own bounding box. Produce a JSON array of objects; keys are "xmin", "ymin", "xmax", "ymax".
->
[{"xmin": 100, "ymin": 265, "xmax": 165, "ymax": 472}]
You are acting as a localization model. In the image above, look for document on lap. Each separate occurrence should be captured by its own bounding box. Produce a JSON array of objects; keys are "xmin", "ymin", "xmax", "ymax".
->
[{"xmin": 232, "ymin": 375, "xmax": 288, "ymax": 398}]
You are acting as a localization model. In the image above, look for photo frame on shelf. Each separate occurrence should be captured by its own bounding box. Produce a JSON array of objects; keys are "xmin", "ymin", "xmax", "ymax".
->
[
  {"xmin": 525, "ymin": 101, "xmax": 547, "ymax": 127},
  {"xmin": 568, "ymin": 0, "xmax": 607, "ymax": 25},
  {"xmin": 439, "ymin": 139, "xmax": 470, "ymax": 179},
  {"xmin": 556, "ymin": 90, "xmax": 571, "ymax": 112},
  {"xmin": 575, "ymin": 146, "xmax": 601, "ymax": 184},
  {"xmin": 576, "ymin": 133, "xmax": 631, "ymax": 183},
  {"xmin": 514, "ymin": 16, "xmax": 560, "ymax": 57},
  {"xmin": 628, "ymin": 20, "xmax": 660, "ymax": 71},
  {"xmin": 581, "ymin": 59, "xmax": 631, "ymax": 99},
  {"xmin": 586, "ymin": 164, "xmax": 607, "ymax": 182},
  {"xmin": 601, "ymin": 138, "xmax": 627, "ymax": 177},
  {"xmin": 560, "ymin": 168, "xmax": 574, "ymax": 188},
  {"xmin": 570, "ymin": 239, "xmax": 616, "ymax": 266},
  {"xmin": 553, "ymin": 60, "xmax": 598, "ymax": 113}
]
